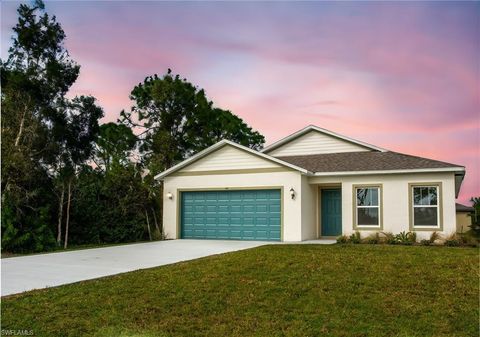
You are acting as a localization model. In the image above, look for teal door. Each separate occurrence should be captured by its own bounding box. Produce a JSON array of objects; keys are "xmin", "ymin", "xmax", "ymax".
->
[
  {"xmin": 181, "ymin": 189, "xmax": 281, "ymax": 241},
  {"xmin": 321, "ymin": 189, "xmax": 342, "ymax": 236}
]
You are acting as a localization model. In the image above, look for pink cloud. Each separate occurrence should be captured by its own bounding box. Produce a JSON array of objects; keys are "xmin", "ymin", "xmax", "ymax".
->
[{"xmin": 2, "ymin": 1, "xmax": 478, "ymax": 202}]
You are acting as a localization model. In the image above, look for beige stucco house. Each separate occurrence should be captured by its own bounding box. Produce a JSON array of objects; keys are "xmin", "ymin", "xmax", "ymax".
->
[{"xmin": 155, "ymin": 125, "xmax": 466, "ymax": 241}]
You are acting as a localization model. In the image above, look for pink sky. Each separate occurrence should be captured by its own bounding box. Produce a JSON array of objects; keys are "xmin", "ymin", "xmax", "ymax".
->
[{"xmin": 2, "ymin": 1, "xmax": 479, "ymax": 203}]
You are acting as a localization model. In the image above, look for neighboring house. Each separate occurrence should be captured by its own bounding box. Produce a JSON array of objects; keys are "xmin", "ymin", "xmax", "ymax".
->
[
  {"xmin": 155, "ymin": 125, "xmax": 466, "ymax": 241},
  {"xmin": 455, "ymin": 203, "xmax": 474, "ymax": 233}
]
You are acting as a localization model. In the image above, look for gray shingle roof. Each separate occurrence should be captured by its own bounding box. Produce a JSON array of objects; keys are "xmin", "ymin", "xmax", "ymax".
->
[
  {"xmin": 456, "ymin": 203, "xmax": 474, "ymax": 212},
  {"xmin": 275, "ymin": 151, "xmax": 463, "ymax": 173}
]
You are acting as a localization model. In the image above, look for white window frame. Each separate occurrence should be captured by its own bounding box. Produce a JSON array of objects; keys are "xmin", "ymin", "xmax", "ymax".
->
[
  {"xmin": 411, "ymin": 185, "xmax": 441, "ymax": 229},
  {"xmin": 354, "ymin": 186, "xmax": 382, "ymax": 229}
]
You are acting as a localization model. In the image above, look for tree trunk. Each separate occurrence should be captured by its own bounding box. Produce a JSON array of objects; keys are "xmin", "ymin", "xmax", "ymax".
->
[
  {"xmin": 14, "ymin": 102, "xmax": 28, "ymax": 147},
  {"xmin": 151, "ymin": 207, "xmax": 161, "ymax": 234},
  {"xmin": 1, "ymin": 182, "xmax": 9, "ymax": 204},
  {"xmin": 64, "ymin": 179, "xmax": 72, "ymax": 249},
  {"xmin": 145, "ymin": 210, "xmax": 152, "ymax": 241},
  {"xmin": 57, "ymin": 183, "xmax": 65, "ymax": 245}
]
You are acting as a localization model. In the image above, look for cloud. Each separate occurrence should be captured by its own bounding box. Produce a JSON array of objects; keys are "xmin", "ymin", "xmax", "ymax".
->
[{"xmin": 1, "ymin": 1, "xmax": 478, "ymax": 202}]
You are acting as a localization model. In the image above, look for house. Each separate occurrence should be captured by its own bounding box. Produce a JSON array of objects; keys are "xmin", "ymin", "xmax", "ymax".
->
[
  {"xmin": 455, "ymin": 203, "xmax": 474, "ymax": 233},
  {"xmin": 155, "ymin": 125, "xmax": 466, "ymax": 241}
]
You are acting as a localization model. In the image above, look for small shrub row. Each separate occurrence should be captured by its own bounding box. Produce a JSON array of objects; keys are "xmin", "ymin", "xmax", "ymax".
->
[{"xmin": 336, "ymin": 231, "xmax": 478, "ymax": 247}]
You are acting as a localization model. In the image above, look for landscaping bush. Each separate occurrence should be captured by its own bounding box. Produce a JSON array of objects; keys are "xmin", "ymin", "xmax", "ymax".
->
[
  {"xmin": 349, "ymin": 231, "xmax": 362, "ymax": 244},
  {"xmin": 408, "ymin": 232, "xmax": 417, "ymax": 244},
  {"xmin": 381, "ymin": 232, "xmax": 396, "ymax": 245},
  {"xmin": 394, "ymin": 231, "xmax": 416, "ymax": 245},
  {"xmin": 458, "ymin": 231, "xmax": 480, "ymax": 247},
  {"xmin": 420, "ymin": 239, "xmax": 431, "ymax": 246},
  {"xmin": 429, "ymin": 231, "xmax": 441, "ymax": 244},
  {"xmin": 336, "ymin": 230, "xmax": 478, "ymax": 248},
  {"xmin": 444, "ymin": 233, "xmax": 460, "ymax": 247},
  {"xmin": 363, "ymin": 232, "xmax": 380, "ymax": 244}
]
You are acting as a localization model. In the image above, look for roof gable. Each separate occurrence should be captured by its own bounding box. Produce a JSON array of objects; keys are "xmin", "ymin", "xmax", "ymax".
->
[
  {"xmin": 179, "ymin": 144, "xmax": 282, "ymax": 173},
  {"xmin": 262, "ymin": 125, "xmax": 386, "ymax": 156},
  {"xmin": 154, "ymin": 140, "xmax": 309, "ymax": 180}
]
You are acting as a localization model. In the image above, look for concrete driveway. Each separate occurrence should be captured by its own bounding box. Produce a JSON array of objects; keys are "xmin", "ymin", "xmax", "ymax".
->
[{"xmin": 1, "ymin": 239, "xmax": 267, "ymax": 296}]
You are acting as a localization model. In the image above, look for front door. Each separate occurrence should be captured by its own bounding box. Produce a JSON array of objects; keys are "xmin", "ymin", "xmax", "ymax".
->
[{"xmin": 321, "ymin": 189, "xmax": 342, "ymax": 236}]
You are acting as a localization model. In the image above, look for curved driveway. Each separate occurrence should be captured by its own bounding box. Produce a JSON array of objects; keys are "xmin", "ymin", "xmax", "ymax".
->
[{"xmin": 1, "ymin": 239, "xmax": 267, "ymax": 296}]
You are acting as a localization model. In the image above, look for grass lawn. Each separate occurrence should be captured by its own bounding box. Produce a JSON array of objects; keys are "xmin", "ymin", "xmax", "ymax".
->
[{"xmin": 2, "ymin": 245, "xmax": 478, "ymax": 337}]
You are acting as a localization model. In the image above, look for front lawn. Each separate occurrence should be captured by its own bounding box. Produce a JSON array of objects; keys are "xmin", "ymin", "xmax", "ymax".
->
[{"xmin": 2, "ymin": 245, "xmax": 478, "ymax": 337}]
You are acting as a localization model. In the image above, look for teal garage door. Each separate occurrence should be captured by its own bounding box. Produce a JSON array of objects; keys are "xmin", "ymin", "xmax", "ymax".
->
[{"xmin": 181, "ymin": 189, "xmax": 281, "ymax": 241}]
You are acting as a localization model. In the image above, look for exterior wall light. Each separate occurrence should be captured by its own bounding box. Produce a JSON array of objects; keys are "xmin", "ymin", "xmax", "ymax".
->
[
  {"xmin": 166, "ymin": 192, "xmax": 173, "ymax": 200},
  {"xmin": 289, "ymin": 188, "xmax": 295, "ymax": 200}
]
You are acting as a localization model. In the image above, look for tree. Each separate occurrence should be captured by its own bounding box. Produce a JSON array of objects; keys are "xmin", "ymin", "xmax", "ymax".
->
[
  {"xmin": 93, "ymin": 122, "xmax": 137, "ymax": 172},
  {"xmin": 1, "ymin": 0, "xmax": 80, "ymax": 172},
  {"xmin": 1, "ymin": 0, "xmax": 80, "ymax": 252},
  {"xmin": 469, "ymin": 197, "xmax": 480, "ymax": 238},
  {"xmin": 121, "ymin": 69, "xmax": 265, "ymax": 174},
  {"xmin": 55, "ymin": 96, "xmax": 104, "ymax": 248},
  {"xmin": 1, "ymin": 1, "xmax": 103, "ymax": 252},
  {"xmin": 68, "ymin": 165, "xmax": 151, "ymax": 245}
]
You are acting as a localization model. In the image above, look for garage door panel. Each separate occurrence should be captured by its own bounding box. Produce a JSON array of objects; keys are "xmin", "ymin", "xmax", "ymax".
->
[
  {"xmin": 181, "ymin": 189, "xmax": 281, "ymax": 241},
  {"xmin": 269, "ymin": 230, "xmax": 281, "ymax": 238},
  {"xmin": 269, "ymin": 204, "xmax": 281, "ymax": 212}
]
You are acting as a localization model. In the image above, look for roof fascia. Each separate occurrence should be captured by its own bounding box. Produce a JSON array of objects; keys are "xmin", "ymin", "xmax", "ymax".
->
[{"xmin": 312, "ymin": 167, "xmax": 465, "ymax": 177}]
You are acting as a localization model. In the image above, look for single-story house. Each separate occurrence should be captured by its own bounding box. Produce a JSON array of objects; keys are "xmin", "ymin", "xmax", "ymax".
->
[
  {"xmin": 455, "ymin": 203, "xmax": 474, "ymax": 233},
  {"xmin": 155, "ymin": 125, "xmax": 466, "ymax": 241}
]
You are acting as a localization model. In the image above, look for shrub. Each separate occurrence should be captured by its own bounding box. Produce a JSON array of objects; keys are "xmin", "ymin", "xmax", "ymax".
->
[
  {"xmin": 381, "ymin": 232, "xmax": 396, "ymax": 245},
  {"xmin": 349, "ymin": 231, "xmax": 361, "ymax": 244},
  {"xmin": 395, "ymin": 231, "xmax": 414, "ymax": 245},
  {"xmin": 429, "ymin": 231, "xmax": 441, "ymax": 244},
  {"xmin": 469, "ymin": 196, "xmax": 480, "ymax": 238},
  {"xmin": 458, "ymin": 231, "xmax": 480, "ymax": 247},
  {"xmin": 408, "ymin": 232, "xmax": 417, "ymax": 244},
  {"xmin": 420, "ymin": 239, "xmax": 431, "ymax": 246},
  {"xmin": 336, "ymin": 235, "xmax": 348, "ymax": 244},
  {"xmin": 363, "ymin": 232, "xmax": 380, "ymax": 244},
  {"xmin": 444, "ymin": 233, "xmax": 460, "ymax": 247},
  {"xmin": 445, "ymin": 239, "xmax": 460, "ymax": 247}
]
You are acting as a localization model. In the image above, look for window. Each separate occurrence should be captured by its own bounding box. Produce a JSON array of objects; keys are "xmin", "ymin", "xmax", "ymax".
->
[
  {"xmin": 412, "ymin": 185, "xmax": 440, "ymax": 228},
  {"xmin": 354, "ymin": 186, "xmax": 381, "ymax": 228}
]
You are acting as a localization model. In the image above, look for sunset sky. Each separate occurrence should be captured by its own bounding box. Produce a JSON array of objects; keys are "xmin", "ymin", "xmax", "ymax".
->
[{"xmin": 1, "ymin": 1, "xmax": 479, "ymax": 203}]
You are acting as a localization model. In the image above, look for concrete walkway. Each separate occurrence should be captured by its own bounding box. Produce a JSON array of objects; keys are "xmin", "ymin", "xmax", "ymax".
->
[{"xmin": 1, "ymin": 240, "xmax": 267, "ymax": 296}]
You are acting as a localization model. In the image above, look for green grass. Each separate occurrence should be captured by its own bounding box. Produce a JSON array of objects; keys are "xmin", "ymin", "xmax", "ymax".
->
[{"xmin": 2, "ymin": 245, "xmax": 478, "ymax": 337}]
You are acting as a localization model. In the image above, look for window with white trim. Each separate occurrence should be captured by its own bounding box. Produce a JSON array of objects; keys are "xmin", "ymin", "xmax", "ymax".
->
[
  {"xmin": 355, "ymin": 187, "xmax": 380, "ymax": 227},
  {"xmin": 412, "ymin": 186, "xmax": 439, "ymax": 228}
]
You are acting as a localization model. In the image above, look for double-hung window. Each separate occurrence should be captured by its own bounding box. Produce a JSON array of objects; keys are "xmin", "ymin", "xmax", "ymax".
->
[
  {"xmin": 411, "ymin": 184, "xmax": 441, "ymax": 229},
  {"xmin": 354, "ymin": 185, "xmax": 382, "ymax": 229}
]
